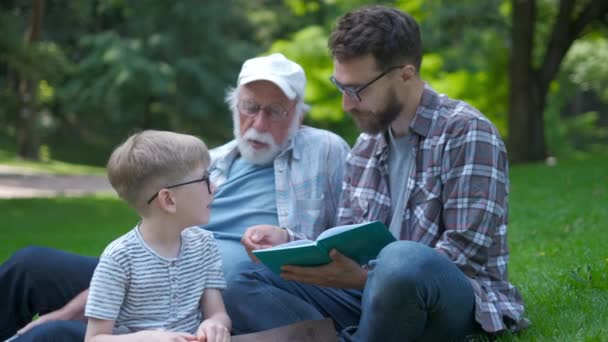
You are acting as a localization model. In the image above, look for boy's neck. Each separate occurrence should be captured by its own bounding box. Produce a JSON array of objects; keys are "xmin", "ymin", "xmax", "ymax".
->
[{"xmin": 138, "ymin": 219, "xmax": 184, "ymax": 259}]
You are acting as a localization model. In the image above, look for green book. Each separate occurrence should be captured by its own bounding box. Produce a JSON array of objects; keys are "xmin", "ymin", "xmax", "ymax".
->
[{"xmin": 252, "ymin": 221, "xmax": 396, "ymax": 274}]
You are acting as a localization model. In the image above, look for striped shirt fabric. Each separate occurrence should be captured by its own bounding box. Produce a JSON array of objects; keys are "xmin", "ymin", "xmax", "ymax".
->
[
  {"xmin": 337, "ymin": 85, "xmax": 526, "ymax": 333},
  {"xmin": 85, "ymin": 226, "xmax": 225, "ymax": 334}
]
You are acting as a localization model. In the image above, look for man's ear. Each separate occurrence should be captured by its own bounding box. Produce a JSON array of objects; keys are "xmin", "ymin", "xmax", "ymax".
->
[{"xmin": 157, "ymin": 189, "xmax": 178, "ymax": 213}]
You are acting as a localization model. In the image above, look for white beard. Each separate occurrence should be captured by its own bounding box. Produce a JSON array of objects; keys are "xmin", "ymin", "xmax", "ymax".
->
[
  {"xmin": 232, "ymin": 107, "xmax": 301, "ymax": 165},
  {"xmin": 236, "ymin": 128, "xmax": 283, "ymax": 165}
]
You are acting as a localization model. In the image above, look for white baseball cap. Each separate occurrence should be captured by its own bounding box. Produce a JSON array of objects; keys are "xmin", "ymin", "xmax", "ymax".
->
[{"xmin": 237, "ymin": 53, "xmax": 306, "ymax": 100}]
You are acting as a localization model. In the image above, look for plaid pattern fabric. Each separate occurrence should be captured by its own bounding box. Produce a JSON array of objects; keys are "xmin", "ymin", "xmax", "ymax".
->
[{"xmin": 337, "ymin": 85, "xmax": 526, "ymax": 333}]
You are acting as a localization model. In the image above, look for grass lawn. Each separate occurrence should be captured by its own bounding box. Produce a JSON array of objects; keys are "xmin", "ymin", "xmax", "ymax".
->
[{"xmin": 0, "ymin": 154, "xmax": 606, "ymax": 340}]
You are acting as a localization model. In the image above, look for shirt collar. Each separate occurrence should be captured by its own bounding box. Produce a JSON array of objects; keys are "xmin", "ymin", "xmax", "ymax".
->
[{"xmin": 409, "ymin": 84, "xmax": 440, "ymax": 138}]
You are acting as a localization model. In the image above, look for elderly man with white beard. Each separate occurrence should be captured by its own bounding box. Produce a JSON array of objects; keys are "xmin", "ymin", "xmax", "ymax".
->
[
  {"xmin": 0, "ymin": 53, "xmax": 350, "ymax": 342},
  {"xmin": 204, "ymin": 53, "xmax": 351, "ymax": 274}
]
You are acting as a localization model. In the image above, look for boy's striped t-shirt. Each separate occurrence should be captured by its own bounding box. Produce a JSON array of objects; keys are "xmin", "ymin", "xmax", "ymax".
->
[{"xmin": 85, "ymin": 226, "xmax": 225, "ymax": 334}]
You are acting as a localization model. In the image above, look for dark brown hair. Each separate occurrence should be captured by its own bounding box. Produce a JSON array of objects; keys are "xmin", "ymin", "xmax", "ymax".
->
[{"xmin": 329, "ymin": 5, "xmax": 422, "ymax": 72}]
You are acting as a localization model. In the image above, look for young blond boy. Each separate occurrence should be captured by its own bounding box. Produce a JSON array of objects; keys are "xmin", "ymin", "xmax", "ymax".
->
[{"xmin": 84, "ymin": 130, "xmax": 231, "ymax": 342}]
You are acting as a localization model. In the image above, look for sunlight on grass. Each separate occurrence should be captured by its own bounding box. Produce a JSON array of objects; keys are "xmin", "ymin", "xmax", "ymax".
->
[
  {"xmin": 0, "ymin": 136, "xmax": 106, "ymax": 175},
  {"xmin": 0, "ymin": 158, "xmax": 106, "ymax": 175}
]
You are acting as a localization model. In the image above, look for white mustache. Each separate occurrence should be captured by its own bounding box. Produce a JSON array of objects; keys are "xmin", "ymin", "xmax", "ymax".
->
[{"xmin": 242, "ymin": 129, "xmax": 276, "ymax": 146}]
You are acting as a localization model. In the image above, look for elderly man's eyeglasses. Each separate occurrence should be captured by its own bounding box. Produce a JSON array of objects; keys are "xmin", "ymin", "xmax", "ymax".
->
[
  {"xmin": 237, "ymin": 99, "xmax": 295, "ymax": 122},
  {"xmin": 147, "ymin": 171, "xmax": 211, "ymax": 204},
  {"xmin": 329, "ymin": 65, "xmax": 404, "ymax": 102}
]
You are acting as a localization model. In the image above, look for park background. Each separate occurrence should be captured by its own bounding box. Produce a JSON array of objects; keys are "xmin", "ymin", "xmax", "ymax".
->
[{"xmin": 1, "ymin": 0, "xmax": 607, "ymax": 340}]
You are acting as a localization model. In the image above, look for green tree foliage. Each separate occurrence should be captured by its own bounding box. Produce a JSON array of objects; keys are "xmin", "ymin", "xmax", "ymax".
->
[
  {"xmin": 1, "ymin": 0, "xmax": 607, "ymax": 163},
  {"xmin": 1, "ymin": 0, "xmax": 261, "ymax": 158},
  {"xmin": 59, "ymin": 0, "xmax": 260, "ymax": 145}
]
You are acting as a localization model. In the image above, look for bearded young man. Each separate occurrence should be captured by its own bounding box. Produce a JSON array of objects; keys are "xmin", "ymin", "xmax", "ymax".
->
[
  {"xmin": 226, "ymin": 6, "xmax": 527, "ymax": 341},
  {"xmin": 0, "ymin": 53, "xmax": 350, "ymax": 342}
]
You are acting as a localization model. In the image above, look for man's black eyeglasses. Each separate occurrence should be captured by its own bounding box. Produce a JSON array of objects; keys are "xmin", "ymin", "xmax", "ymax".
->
[
  {"xmin": 146, "ymin": 171, "xmax": 211, "ymax": 204},
  {"xmin": 329, "ymin": 65, "xmax": 404, "ymax": 102}
]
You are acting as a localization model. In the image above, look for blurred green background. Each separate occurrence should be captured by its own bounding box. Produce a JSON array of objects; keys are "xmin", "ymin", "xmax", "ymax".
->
[{"xmin": 1, "ymin": 0, "xmax": 607, "ymax": 165}]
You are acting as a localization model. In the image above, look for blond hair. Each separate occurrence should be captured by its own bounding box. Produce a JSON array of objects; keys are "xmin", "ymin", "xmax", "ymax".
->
[{"xmin": 107, "ymin": 130, "xmax": 210, "ymax": 211}]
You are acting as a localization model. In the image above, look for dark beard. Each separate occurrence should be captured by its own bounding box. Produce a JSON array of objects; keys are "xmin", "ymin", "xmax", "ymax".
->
[{"xmin": 351, "ymin": 89, "xmax": 402, "ymax": 134}]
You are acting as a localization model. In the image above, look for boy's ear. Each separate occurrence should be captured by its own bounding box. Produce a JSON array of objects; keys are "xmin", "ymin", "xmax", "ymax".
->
[
  {"xmin": 400, "ymin": 64, "xmax": 417, "ymax": 82},
  {"xmin": 157, "ymin": 189, "xmax": 178, "ymax": 213}
]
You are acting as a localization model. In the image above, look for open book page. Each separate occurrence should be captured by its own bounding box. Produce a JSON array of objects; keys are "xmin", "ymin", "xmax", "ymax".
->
[
  {"xmin": 317, "ymin": 221, "xmax": 396, "ymax": 265},
  {"xmin": 259, "ymin": 239, "xmax": 315, "ymax": 250},
  {"xmin": 315, "ymin": 223, "xmax": 363, "ymax": 240}
]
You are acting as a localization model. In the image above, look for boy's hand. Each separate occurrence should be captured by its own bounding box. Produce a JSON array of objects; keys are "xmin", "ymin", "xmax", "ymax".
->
[{"xmin": 196, "ymin": 319, "xmax": 230, "ymax": 342}]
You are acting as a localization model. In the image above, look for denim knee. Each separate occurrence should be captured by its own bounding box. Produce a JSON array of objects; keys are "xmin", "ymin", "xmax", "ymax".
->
[
  {"xmin": 369, "ymin": 241, "xmax": 442, "ymax": 293},
  {"xmin": 4, "ymin": 246, "xmax": 52, "ymax": 275}
]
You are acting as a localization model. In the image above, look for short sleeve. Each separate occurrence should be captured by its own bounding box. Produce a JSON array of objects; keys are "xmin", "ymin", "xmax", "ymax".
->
[
  {"xmin": 85, "ymin": 254, "xmax": 127, "ymax": 320},
  {"xmin": 201, "ymin": 235, "xmax": 226, "ymax": 290}
]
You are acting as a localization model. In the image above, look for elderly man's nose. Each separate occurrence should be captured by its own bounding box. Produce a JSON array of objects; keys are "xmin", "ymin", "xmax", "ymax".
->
[{"xmin": 252, "ymin": 110, "xmax": 270, "ymax": 130}]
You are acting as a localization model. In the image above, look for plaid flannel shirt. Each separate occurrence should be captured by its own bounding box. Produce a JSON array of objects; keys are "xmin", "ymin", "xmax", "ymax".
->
[{"xmin": 337, "ymin": 85, "xmax": 526, "ymax": 333}]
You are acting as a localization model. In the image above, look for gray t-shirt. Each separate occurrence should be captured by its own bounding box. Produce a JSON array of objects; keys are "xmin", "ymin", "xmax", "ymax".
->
[
  {"xmin": 387, "ymin": 128, "xmax": 414, "ymax": 238},
  {"xmin": 85, "ymin": 226, "xmax": 225, "ymax": 334}
]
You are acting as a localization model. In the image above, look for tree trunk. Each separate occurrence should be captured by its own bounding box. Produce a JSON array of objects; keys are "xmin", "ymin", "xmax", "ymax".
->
[
  {"xmin": 508, "ymin": 0, "xmax": 546, "ymax": 163},
  {"xmin": 509, "ymin": 0, "xmax": 608, "ymax": 163},
  {"xmin": 16, "ymin": 0, "xmax": 45, "ymax": 160}
]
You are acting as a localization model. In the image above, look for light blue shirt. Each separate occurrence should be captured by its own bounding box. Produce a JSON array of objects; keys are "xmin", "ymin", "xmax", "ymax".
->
[
  {"xmin": 209, "ymin": 126, "xmax": 350, "ymax": 241},
  {"xmin": 204, "ymin": 157, "xmax": 278, "ymax": 242}
]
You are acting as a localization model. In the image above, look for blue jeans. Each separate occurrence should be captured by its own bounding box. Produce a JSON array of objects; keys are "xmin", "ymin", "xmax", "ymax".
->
[
  {"xmin": 0, "ymin": 239, "xmax": 249, "ymax": 341},
  {"xmin": 0, "ymin": 247, "xmax": 97, "ymax": 341},
  {"xmin": 224, "ymin": 241, "xmax": 479, "ymax": 341}
]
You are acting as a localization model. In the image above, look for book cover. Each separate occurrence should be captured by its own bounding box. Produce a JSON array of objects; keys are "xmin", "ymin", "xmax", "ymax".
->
[{"xmin": 252, "ymin": 221, "xmax": 395, "ymax": 274}]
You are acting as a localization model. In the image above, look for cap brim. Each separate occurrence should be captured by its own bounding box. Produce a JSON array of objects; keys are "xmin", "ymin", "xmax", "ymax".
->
[{"xmin": 239, "ymin": 75, "xmax": 297, "ymax": 100}]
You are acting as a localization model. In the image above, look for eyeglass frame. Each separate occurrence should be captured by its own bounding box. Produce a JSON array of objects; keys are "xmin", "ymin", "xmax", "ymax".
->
[
  {"xmin": 329, "ymin": 65, "xmax": 405, "ymax": 102},
  {"xmin": 237, "ymin": 98, "xmax": 298, "ymax": 122},
  {"xmin": 146, "ymin": 170, "xmax": 212, "ymax": 205}
]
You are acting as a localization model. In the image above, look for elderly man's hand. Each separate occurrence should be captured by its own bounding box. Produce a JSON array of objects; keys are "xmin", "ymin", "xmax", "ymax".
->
[
  {"xmin": 241, "ymin": 224, "xmax": 289, "ymax": 262},
  {"xmin": 280, "ymin": 249, "xmax": 368, "ymax": 289}
]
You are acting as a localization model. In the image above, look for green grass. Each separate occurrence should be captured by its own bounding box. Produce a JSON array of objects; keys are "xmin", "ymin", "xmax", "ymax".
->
[
  {"xmin": 0, "ymin": 154, "xmax": 606, "ymax": 340},
  {"xmin": 0, "ymin": 158, "xmax": 106, "ymax": 175},
  {"xmin": 499, "ymin": 154, "xmax": 608, "ymax": 341},
  {"xmin": 0, "ymin": 195, "xmax": 138, "ymax": 259}
]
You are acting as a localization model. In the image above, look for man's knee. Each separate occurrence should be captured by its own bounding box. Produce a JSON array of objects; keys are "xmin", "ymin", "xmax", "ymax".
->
[
  {"xmin": 376, "ymin": 240, "xmax": 439, "ymax": 272},
  {"xmin": 2, "ymin": 246, "xmax": 53, "ymax": 275},
  {"xmin": 370, "ymin": 241, "xmax": 446, "ymax": 292},
  {"xmin": 16, "ymin": 321, "xmax": 86, "ymax": 342}
]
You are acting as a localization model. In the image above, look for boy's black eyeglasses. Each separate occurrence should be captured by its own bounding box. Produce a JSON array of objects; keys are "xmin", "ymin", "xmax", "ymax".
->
[
  {"xmin": 329, "ymin": 65, "xmax": 405, "ymax": 102},
  {"xmin": 146, "ymin": 171, "xmax": 211, "ymax": 204}
]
